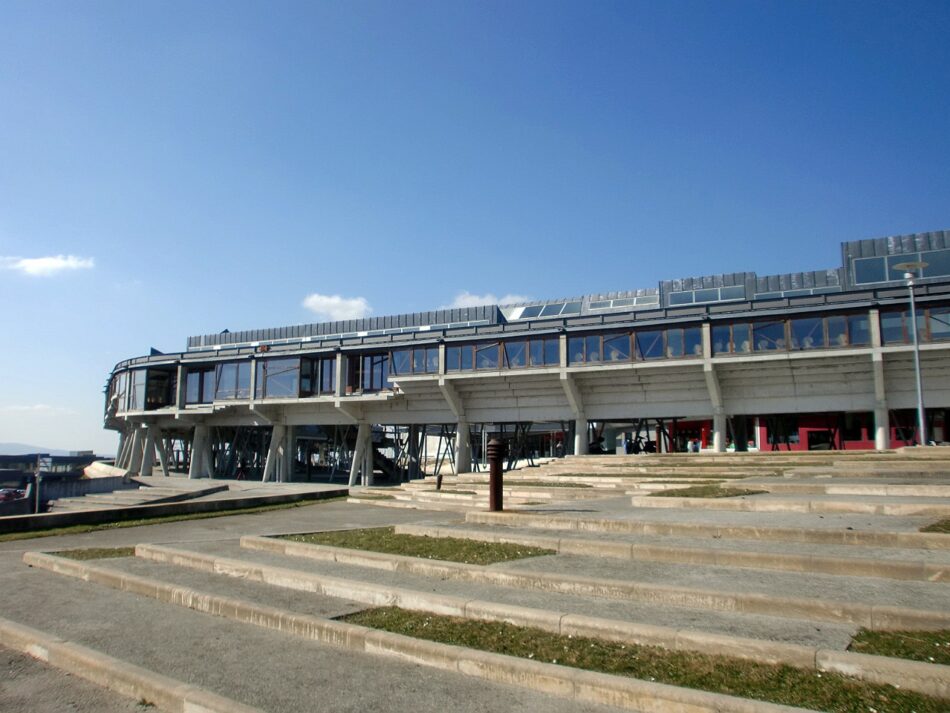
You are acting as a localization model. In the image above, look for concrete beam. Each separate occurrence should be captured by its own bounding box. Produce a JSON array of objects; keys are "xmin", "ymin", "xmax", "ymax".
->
[{"xmin": 438, "ymin": 378, "xmax": 466, "ymax": 421}]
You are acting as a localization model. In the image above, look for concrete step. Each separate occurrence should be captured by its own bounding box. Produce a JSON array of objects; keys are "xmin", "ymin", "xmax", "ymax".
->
[
  {"xmin": 466, "ymin": 509, "xmax": 950, "ymax": 550},
  {"xmin": 628, "ymin": 492, "xmax": 950, "ymax": 517},
  {"xmin": 394, "ymin": 522, "xmax": 950, "ymax": 582}
]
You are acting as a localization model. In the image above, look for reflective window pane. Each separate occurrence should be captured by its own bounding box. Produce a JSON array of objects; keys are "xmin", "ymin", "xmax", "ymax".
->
[
  {"xmin": 561, "ymin": 301, "xmax": 582, "ymax": 315},
  {"xmin": 668, "ymin": 291, "xmax": 692, "ymax": 306},
  {"xmin": 684, "ymin": 327, "xmax": 702, "ymax": 356},
  {"xmin": 923, "ymin": 248, "xmax": 950, "ymax": 278},
  {"xmin": 445, "ymin": 347, "xmax": 461, "ymax": 372},
  {"xmin": 881, "ymin": 311, "xmax": 906, "ymax": 344},
  {"xmin": 529, "ymin": 339, "xmax": 544, "ymax": 366},
  {"xmin": 694, "ymin": 288, "xmax": 718, "ymax": 303},
  {"xmin": 215, "ymin": 363, "xmax": 237, "ymax": 399},
  {"xmin": 733, "ymin": 324, "xmax": 751, "ymax": 353},
  {"xmin": 505, "ymin": 341, "xmax": 526, "ymax": 368},
  {"xmin": 391, "ymin": 349, "xmax": 411, "ymax": 375},
  {"xmin": 475, "ymin": 343, "xmax": 499, "ymax": 369},
  {"xmin": 426, "ymin": 347, "xmax": 439, "ymax": 373},
  {"xmin": 263, "ymin": 358, "xmax": 299, "ymax": 398},
  {"xmin": 460, "ymin": 345, "xmax": 473, "ymax": 371},
  {"xmin": 520, "ymin": 305, "xmax": 543, "ymax": 319},
  {"xmin": 848, "ymin": 314, "xmax": 870, "ymax": 346},
  {"xmin": 790, "ymin": 318, "xmax": 823, "ymax": 350},
  {"xmin": 827, "ymin": 316, "xmax": 847, "ymax": 347},
  {"xmin": 585, "ymin": 335, "xmax": 601, "ymax": 362},
  {"xmin": 568, "ymin": 337, "xmax": 585, "ymax": 364},
  {"xmin": 753, "ymin": 321, "xmax": 786, "ymax": 351},
  {"xmin": 235, "ymin": 362, "xmax": 251, "ymax": 398},
  {"xmin": 720, "ymin": 285, "xmax": 745, "ymax": 300},
  {"xmin": 666, "ymin": 329, "xmax": 684, "ymax": 357},
  {"xmin": 539, "ymin": 303, "xmax": 564, "ymax": 317},
  {"xmin": 712, "ymin": 325, "xmax": 730, "ymax": 354},
  {"xmin": 929, "ymin": 307, "xmax": 950, "ymax": 341},
  {"xmin": 853, "ymin": 256, "xmax": 886, "ymax": 284},
  {"xmin": 603, "ymin": 334, "xmax": 630, "ymax": 361},
  {"xmin": 544, "ymin": 338, "xmax": 560, "ymax": 365},
  {"xmin": 412, "ymin": 349, "xmax": 426, "ymax": 373},
  {"xmin": 636, "ymin": 330, "xmax": 664, "ymax": 359}
]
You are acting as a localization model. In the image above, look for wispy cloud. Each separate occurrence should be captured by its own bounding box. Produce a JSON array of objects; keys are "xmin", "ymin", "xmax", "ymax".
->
[
  {"xmin": 0, "ymin": 404, "xmax": 77, "ymax": 415},
  {"xmin": 0, "ymin": 255, "xmax": 95, "ymax": 277},
  {"xmin": 442, "ymin": 291, "xmax": 531, "ymax": 309},
  {"xmin": 302, "ymin": 293, "xmax": 372, "ymax": 321}
]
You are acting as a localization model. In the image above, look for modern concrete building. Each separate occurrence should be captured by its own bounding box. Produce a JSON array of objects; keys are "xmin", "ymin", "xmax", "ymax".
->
[{"xmin": 105, "ymin": 229, "xmax": 950, "ymax": 483}]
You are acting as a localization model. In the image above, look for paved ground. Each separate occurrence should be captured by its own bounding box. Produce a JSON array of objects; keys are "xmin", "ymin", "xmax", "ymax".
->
[{"xmin": 0, "ymin": 499, "xmax": 625, "ymax": 713}]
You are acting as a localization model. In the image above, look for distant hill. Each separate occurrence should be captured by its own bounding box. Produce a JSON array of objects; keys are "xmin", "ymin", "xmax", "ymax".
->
[{"xmin": 0, "ymin": 442, "xmax": 72, "ymax": 456}]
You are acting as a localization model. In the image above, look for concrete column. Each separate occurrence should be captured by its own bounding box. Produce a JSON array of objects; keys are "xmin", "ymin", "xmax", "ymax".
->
[
  {"xmin": 115, "ymin": 431, "xmax": 129, "ymax": 469},
  {"xmin": 712, "ymin": 410, "xmax": 727, "ymax": 452},
  {"xmin": 363, "ymin": 429, "xmax": 374, "ymax": 486},
  {"xmin": 262, "ymin": 424, "xmax": 286, "ymax": 482},
  {"xmin": 280, "ymin": 426, "xmax": 295, "ymax": 482},
  {"xmin": 874, "ymin": 407, "xmax": 890, "ymax": 451},
  {"xmin": 155, "ymin": 432, "xmax": 170, "ymax": 477},
  {"xmin": 189, "ymin": 424, "xmax": 210, "ymax": 479},
  {"xmin": 140, "ymin": 426, "xmax": 157, "ymax": 477},
  {"xmin": 348, "ymin": 422, "xmax": 371, "ymax": 486},
  {"xmin": 127, "ymin": 427, "xmax": 145, "ymax": 475},
  {"xmin": 455, "ymin": 421, "xmax": 472, "ymax": 474},
  {"xmin": 574, "ymin": 417, "xmax": 589, "ymax": 455},
  {"xmin": 175, "ymin": 365, "xmax": 186, "ymax": 411}
]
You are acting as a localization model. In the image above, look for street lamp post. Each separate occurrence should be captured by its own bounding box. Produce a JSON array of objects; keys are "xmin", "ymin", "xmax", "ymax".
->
[{"xmin": 893, "ymin": 261, "xmax": 929, "ymax": 446}]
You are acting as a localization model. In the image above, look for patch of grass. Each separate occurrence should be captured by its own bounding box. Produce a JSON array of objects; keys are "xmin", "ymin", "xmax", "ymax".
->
[
  {"xmin": 0, "ymin": 497, "xmax": 345, "ymax": 544},
  {"xmin": 342, "ymin": 607, "xmax": 946, "ymax": 713},
  {"xmin": 921, "ymin": 518, "xmax": 950, "ymax": 533},
  {"xmin": 280, "ymin": 526, "xmax": 554, "ymax": 565},
  {"xmin": 51, "ymin": 546, "xmax": 135, "ymax": 560},
  {"xmin": 849, "ymin": 629, "xmax": 950, "ymax": 665},
  {"xmin": 647, "ymin": 485, "xmax": 767, "ymax": 498}
]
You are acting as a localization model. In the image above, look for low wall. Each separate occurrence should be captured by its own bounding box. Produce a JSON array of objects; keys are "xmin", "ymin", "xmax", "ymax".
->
[{"xmin": 0, "ymin": 487, "xmax": 348, "ymax": 534}]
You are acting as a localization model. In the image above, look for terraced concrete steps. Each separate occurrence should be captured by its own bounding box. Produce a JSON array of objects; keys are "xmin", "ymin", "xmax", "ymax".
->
[
  {"xmin": 17, "ymin": 552, "xmax": 817, "ymax": 713},
  {"xmin": 47, "ymin": 482, "xmax": 229, "ymax": 512},
  {"xmin": 394, "ymin": 522, "xmax": 950, "ymax": 582}
]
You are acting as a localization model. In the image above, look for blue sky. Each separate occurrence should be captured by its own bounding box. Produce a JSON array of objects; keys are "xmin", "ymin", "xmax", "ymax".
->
[{"xmin": 1, "ymin": 1, "xmax": 948, "ymax": 454}]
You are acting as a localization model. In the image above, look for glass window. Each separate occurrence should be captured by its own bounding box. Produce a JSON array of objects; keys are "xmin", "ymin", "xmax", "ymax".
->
[
  {"xmin": 603, "ymin": 334, "xmax": 630, "ymax": 362},
  {"xmin": 753, "ymin": 321, "xmax": 786, "ymax": 351},
  {"xmin": 320, "ymin": 358, "xmax": 336, "ymax": 393},
  {"xmin": 505, "ymin": 340, "xmax": 526, "ymax": 368},
  {"xmin": 668, "ymin": 291, "xmax": 693, "ymax": 306},
  {"xmin": 362, "ymin": 354, "xmax": 389, "ymax": 391},
  {"xmin": 475, "ymin": 343, "xmax": 499, "ymax": 369},
  {"xmin": 712, "ymin": 325, "xmax": 730, "ymax": 354},
  {"xmin": 186, "ymin": 370, "xmax": 202, "ymax": 404},
  {"xmin": 215, "ymin": 363, "xmax": 237, "ymax": 400},
  {"xmin": 260, "ymin": 358, "xmax": 299, "ymax": 399},
  {"xmin": 539, "ymin": 303, "xmax": 564, "ymax": 317},
  {"xmin": 459, "ymin": 345, "xmax": 473, "ymax": 370},
  {"xmin": 529, "ymin": 339, "xmax": 545, "ymax": 366},
  {"xmin": 827, "ymin": 316, "xmax": 848, "ymax": 347},
  {"xmin": 129, "ymin": 369, "xmax": 147, "ymax": 411},
  {"xmin": 853, "ymin": 256, "xmax": 886, "ymax": 284},
  {"xmin": 694, "ymin": 288, "xmax": 718, "ymax": 303},
  {"xmin": 425, "ymin": 347, "xmax": 439, "ymax": 373},
  {"xmin": 445, "ymin": 346, "xmax": 461, "ymax": 372},
  {"xmin": 733, "ymin": 323, "xmax": 751, "ymax": 353},
  {"xmin": 544, "ymin": 337, "xmax": 560, "ymax": 365},
  {"xmin": 720, "ymin": 285, "xmax": 745, "ymax": 300},
  {"xmin": 684, "ymin": 327, "xmax": 702, "ymax": 356},
  {"xmin": 561, "ymin": 301, "xmax": 582, "ymax": 315},
  {"xmin": 568, "ymin": 337, "xmax": 585, "ymax": 364},
  {"xmin": 412, "ymin": 349, "xmax": 426, "ymax": 373},
  {"xmin": 635, "ymin": 330, "xmax": 664, "ymax": 359},
  {"xmin": 928, "ymin": 307, "xmax": 950, "ymax": 341},
  {"xmin": 848, "ymin": 314, "xmax": 870, "ymax": 346},
  {"xmin": 666, "ymin": 329, "xmax": 684, "ymax": 357},
  {"xmin": 519, "ymin": 305, "xmax": 543, "ymax": 319},
  {"xmin": 390, "ymin": 349, "xmax": 411, "ymax": 375},
  {"xmin": 923, "ymin": 248, "xmax": 950, "ymax": 278},
  {"xmin": 235, "ymin": 362, "xmax": 251, "ymax": 399},
  {"xmin": 113, "ymin": 372, "xmax": 128, "ymax": 412},
  {"xmin": 299, "ymin": 358, "xmax": 315, "ymax": 396},
  {"xmin": 790, "ymin": 318, "xmax": 824, "ymax": 350},
  {"xmin": 585, "ymin": 335, "xmax": 601, "ymax": 362},
  {"xmin": 881, "ymin": 311, "xmax": 906, "ymax": 344}
]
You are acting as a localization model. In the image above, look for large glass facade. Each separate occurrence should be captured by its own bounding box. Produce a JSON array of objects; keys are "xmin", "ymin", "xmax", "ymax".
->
[
  {"xmin": 713, "ymin": 313, "xmax": 872, "ymax": 354},
  {"xmin": 880, "ymin": 307, "xmax": 950, "ymax": 345}
]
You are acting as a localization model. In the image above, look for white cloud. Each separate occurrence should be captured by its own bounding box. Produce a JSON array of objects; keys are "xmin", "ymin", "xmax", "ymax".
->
[
  {"xmin": 0, "ymin": 255, "xmax": 95, "ymax": 277},
  {"xmin": 302, "ymin": 293, "xmax": 372, "ymax": 321},
  {"xmin": 442, "ymin": 291, "xmax": 531, "ymax": 309}
]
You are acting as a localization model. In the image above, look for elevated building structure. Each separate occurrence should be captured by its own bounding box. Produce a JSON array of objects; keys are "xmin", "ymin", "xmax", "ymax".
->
[{"xmin": 105, "ymin": 229, "xmax": 950, "ymax": 482}]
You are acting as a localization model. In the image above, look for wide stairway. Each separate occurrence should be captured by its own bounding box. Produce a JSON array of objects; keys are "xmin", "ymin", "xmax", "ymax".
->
[{"xmin": 7, "ymin": 448, "xmax": 950, "ymax": 712}]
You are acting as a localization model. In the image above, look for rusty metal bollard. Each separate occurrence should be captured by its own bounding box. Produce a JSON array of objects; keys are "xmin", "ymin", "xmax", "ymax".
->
[{"xmin": 487, "ymin": 438, "xmax": 505, "ymax": 511}]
